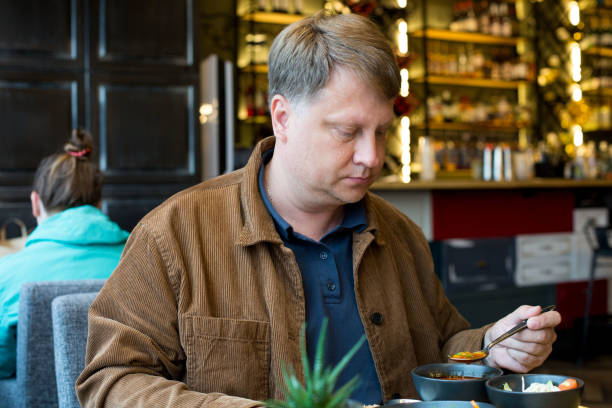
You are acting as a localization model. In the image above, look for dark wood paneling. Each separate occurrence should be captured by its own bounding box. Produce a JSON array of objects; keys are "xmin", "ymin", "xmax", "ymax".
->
[
  {"xmin": 101, "ymin": 197, "xmax": 166, "ymax": 232},
  {"xmin": 0, "ymin": 0, "xmax": 82, "ymax": 68},
  {"xmin": 0, "ymin": 201, "xmax": 36, "ymax": 238},
  {"xmin": 92, "ymin": 0, "xmax": 196, "ymax": 70},
  {"xmin": 0, "ymin": 0, "xmax": 199, "ymax": 233},
  {"xmin": 0, "ymin": 73, "xmax": 83, "ymax": 185},
  {"xmin": 91, "ymin": 75, "xmax": 199, "ymax": 184}
]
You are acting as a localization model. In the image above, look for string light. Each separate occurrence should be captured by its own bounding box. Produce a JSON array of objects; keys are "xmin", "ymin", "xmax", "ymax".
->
[
  {"xmin": 568, "ymin": 1, "xmax": 580, "ymax": 26},
  {"xmin": 400, "ymin": 116, "xmax": 411, "ymax": 182},
  {"xmin": 397, "ymin": 0, "xmax": 407, "ymax": 7},
  {"xmin": 570, "ymin": 42, "xmax": 581, "ymax": 82},
  {"xmin": 570, "ymin": 83, "xmax": 582, "ymax": 102},
  {"xmin": 397, "ymin": 20, "xmax": 408, "ymax": 55},
  {"xmin": 400, "ymin": 68, "xmax": 409, "ymax": 97},
  {"xmin": 572, "ymin": 124, "xmax": 583, "ymax": 147}
]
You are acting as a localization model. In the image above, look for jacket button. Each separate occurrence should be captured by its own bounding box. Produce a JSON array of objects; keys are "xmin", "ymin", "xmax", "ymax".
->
[
  {"xmin": 392, "ymin": 393, "xmax": 401, "ymax": 399},
  {"xmin": 370, "ymin": 312, "xmax": 383, "ymax": 325}
]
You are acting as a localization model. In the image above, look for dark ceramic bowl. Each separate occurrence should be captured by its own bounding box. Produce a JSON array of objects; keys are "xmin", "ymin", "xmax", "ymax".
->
[
  {"xmin": 486, "ymin": 374, "xmax": 584, "ymax": 408},
  {"xmin": 411, "ymin": 363, "xmax": 503, "ymax": 402},
  {"xmin": 384, "ymin": 400, "xmax": 495, "ymax": 407}
]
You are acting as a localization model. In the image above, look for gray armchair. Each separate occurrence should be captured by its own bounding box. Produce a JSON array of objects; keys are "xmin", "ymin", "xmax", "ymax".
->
[
  {"xmin": 52, "ymin": 292, "xmax": 99, "ymax": 408},
  {"xmin": 0, "ymin": 280, "xmax": 105, "ymax": 408}
]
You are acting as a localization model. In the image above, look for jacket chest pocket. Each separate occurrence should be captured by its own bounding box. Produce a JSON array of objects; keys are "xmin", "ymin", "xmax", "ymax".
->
[{"xmin": 180, "ymin": 315, "xmax": 270, "ymax": 401}]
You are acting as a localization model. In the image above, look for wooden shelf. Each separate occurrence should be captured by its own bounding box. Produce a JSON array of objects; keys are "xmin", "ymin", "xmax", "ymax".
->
[
  {"xmin": 240, "ymin": 64, "xmax": 268, "ymax": 74},
  {"xmin": 239, "ymin": 116, "xmax": 269, "ymax": 124},
  {"xmin": 583, "ymin": 86, "xmax": 612, "ymax": 97},
  {"xmin": 411, "ymin": 29, "xmax": 519, "ymax": 46},
  {"xmin": 413, "ymin": 75, "xmax": 527, "ymax": 89},
  {"xmin": 241, "ymin": 11, "xmax": 304, "ymax": 25},
  {"xmin": 413, "ymin": 122, "xmax": 522, "ymax": 133},
  {"xmin": 581, "ymin": 6, "xmax": 612, "ymax": 16},
  {"xmin": 583, "ymin": 128, "xmax": 612, "ymax": 135},
  {"xmin": 584, "ymin": 47, "xmax": 612, "ymax": 58},
  {"xmin": 371, "ymin": 177, "xmax": 612, "ymax": 191}
]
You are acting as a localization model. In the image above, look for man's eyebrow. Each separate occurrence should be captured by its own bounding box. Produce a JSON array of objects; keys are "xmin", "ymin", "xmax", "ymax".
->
[
  {"xmin": 322, "ymin": 119, "xmax": 358, "ymax": 128},
  {"xmin": 377, "ymin": 120, "xmax": 394, "ymax": 131}
]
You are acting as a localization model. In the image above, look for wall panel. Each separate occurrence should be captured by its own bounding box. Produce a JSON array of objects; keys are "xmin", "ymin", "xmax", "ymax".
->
[
  {"xmin": 92, "ymin": 0, "xmax": 195, "ymax": 69},
  {"xmin": 0, "ymin": 0, "xmax": 82, "ymax": 68},
  {"xmin": 0, "ymin": 73, "xmax": 82, "ymax": 185},
  {"xmin": 92, "ymin": 76, "xmax": 198, "ymax": 184}
]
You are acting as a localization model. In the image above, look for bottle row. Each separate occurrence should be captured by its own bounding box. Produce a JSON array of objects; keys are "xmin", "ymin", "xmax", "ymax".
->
[
  {"xmin": 584, "ymin": 102, "xmax": 612, "ymax": 131},
  {"xmin": 243, "ymin": 85, "xmax": 270, "ymax": 119},
  {"xmin": 415, "ymin": 137, "xmax": 612, "ymax": 182},
  {"xmin": 425, "ymin": 44, "xmax": 534, "ymax": 81},
  {"xmin": 449, "ymin": 0, "xmax": 517, "ymax": 37},
  {"xmin": 426, "ymin": 90, "xmax": 531, "ymax": 127},
  {"xmin": 254, "ymin": 0, "xmax": 304, "ymax": 14},
  {"xmin": 416, "ymin": 137, "xmax": 520, "ymax": 180}
]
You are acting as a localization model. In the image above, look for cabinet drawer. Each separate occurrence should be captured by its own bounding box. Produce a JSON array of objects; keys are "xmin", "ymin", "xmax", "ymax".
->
[
  {"xmin": 517, "ymin": 234, "xmax": 573, "ymax": 258},
  {"xmin": 441, "ymin": 237, "xmax": 515, "ymax": 293},
  {"xmin": 516, "ymin": 261, "xmax": 572, "ymax": 286}
]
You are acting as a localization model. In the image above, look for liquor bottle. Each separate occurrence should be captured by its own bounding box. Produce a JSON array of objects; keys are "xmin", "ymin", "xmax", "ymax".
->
[
  {"xmin": 482, "ymin": 143, "xmax": 494, "ymax": 181},
  {"xmin": 499, "ymin": 2, "xmax": 513, "ymax": 37},
  {"xmin": 489, "ymin": 2, "xmax": 502, "ymax": 37},
  {"xmin": 257, "ymin": 0, "xmax": 269, "ymax": 12},
  {"xmin": 478, "ymin": 0, "xmax": 490, "ymax": 34},
  {"xmin": 442, "ymin": 90, "xmax": 454, "ymax": 122},
  {"xmin": 271, "ymin": 0, "xmax": 288, "ymax": 13},
  {"xmin": 293, "ymin": 0, "xmax": 304, "ymax": 14},
  {"xmin": 465, "ymin": 0, "xmax": 479, "ymax": 32}
]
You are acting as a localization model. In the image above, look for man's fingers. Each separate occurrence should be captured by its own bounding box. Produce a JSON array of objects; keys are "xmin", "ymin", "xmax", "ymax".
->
[
  {"xmin": 502, "ymin": 340, "xmax": 554, "ymax": 358},
  {"xmin": 493, "ymin": 326, "xmax": 558, "ymax": 351},
  {"xmin": 492, "ymin": 344, "xmax": 553, "ymax": 373},
  {"xmin": 526, "ymin": 310, "xmax": 562, "ymax": 330},
  {"xmin": 510, "ymin": 305, "xmax": 542, "ymax": 322}
]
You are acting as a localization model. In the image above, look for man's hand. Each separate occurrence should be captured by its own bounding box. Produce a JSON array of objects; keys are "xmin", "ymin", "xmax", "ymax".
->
[{"xmin": 483, "ymin": 305, "xmax": 561, "ymax": 372}]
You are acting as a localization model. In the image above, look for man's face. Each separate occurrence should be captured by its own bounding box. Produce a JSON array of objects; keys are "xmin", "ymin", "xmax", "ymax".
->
[{"xmin": 278, "ymin": 68, "xmax": 395, "ymax": 209}]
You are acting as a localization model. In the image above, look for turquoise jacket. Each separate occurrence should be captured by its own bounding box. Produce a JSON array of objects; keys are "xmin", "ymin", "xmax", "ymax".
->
[{"xmin": 0, "ymin": 205, "xmax": 129, "ymax": 378}]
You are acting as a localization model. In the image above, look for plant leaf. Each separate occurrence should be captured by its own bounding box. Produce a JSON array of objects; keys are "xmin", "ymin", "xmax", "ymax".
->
[
  {"xmin": 313, "ymin": 318, "xmax": 329, "ymax": 385},
  {"xmin": 300, "ymin": 322, "xmax": 312, "ymax": 390}
]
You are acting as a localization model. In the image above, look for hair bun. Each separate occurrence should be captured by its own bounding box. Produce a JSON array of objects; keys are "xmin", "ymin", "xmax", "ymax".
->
[{"xmin": 64, "ymin": 128, "xmax": 94, "ymax": 158}]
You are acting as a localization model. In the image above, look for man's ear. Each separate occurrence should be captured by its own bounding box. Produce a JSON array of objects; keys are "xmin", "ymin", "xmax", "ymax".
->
[
  {"xmin": 30, "ymin": 191, "xmax": 41, "ymax": 219},
  {"xmin": 269, "ymin": 94, "xmax": 291, "ymax": 143}
]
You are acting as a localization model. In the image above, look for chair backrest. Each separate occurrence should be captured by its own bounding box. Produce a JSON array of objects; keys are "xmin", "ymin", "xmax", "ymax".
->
[
  {"xmin": 52, "ymin": 292, "xmax": 99, "ymax": 408},
  {"xmin": 594, "ymin": 227, "xmax": 611, "ymax": 250},
  {"xmin": 14, "ymin": 280, "xmax": 105, "ymax": 408}
]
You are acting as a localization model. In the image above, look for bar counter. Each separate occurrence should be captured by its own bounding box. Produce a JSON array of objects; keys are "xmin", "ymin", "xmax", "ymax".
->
[{"xmin": 371, "ymin": 176, "xmax": 612, "ymax": 191}]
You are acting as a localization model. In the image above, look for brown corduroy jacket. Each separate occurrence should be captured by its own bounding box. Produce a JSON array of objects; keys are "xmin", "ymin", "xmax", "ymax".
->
[{"xmin": 76, "ymin": 137, "xmax": 488, "ymax": 408}]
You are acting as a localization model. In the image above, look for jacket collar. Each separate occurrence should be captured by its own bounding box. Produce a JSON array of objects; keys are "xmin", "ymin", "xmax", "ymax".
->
[{"xmin": 235, "ymin": 136, "xmax": 384, "ymax": 247}]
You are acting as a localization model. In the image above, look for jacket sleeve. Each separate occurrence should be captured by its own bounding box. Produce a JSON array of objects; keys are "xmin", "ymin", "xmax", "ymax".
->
[
  {"xmin": 404, "ymin": 214, "xmax": 491, "ymax": 361},
  {"xmin": 434, "ymin": 280, "xmax": 493, "ymax": 360},
  {"xmin": 75, "ymin": 223, "xmax": 261, "ymax": 408}
]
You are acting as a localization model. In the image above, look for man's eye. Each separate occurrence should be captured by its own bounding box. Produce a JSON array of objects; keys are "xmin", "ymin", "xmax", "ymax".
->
[
  {"xmin": 376, "ymin": 129, "xmax": 389, "ymax": 139},
  {"xmin": 336, "ymin": 128, "xmax": 357, "ymax": 139}
]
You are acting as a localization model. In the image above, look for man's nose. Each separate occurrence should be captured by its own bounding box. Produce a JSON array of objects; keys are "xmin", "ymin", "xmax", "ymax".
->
[{"xmin": 353, "ymin": 133, "xmax": 383, "ymax": 168}]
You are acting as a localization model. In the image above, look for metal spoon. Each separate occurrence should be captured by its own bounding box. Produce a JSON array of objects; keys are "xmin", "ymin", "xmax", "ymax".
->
[{"xmin": 449, "ymin": 305, "xmax": 556, "ymax": 363}]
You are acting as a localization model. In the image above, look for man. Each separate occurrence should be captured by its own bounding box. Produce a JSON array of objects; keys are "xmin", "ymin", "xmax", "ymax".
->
[{"xmin": 77, "ymin": 11, "xmax": 560, "ymax": 407}]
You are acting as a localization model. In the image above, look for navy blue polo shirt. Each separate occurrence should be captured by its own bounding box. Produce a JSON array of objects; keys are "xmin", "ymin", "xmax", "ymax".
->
[{"xmin": 258, "ymin": 150, "xmax": 382, "ymax": 404}]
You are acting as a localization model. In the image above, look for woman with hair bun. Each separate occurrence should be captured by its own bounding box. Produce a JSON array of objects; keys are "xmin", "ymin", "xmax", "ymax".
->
[{"xmin": 0, "ymin": 129, "xmax": 129, "ymax": 378}]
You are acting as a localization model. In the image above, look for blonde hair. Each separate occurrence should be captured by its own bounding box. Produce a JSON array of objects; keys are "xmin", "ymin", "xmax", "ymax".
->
[
  {"xmin": 33, "ymin": 129, "xmax": 102, "ymax": 212},
  {"xmin": 268, "ymin": 10, "xmax": 400, "ymax": 105}
]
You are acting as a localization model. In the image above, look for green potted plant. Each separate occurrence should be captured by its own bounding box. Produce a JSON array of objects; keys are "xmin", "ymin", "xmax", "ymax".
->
[{"xmin": 263, "ymin": 319, "xmax": 366, "ymax": 408}]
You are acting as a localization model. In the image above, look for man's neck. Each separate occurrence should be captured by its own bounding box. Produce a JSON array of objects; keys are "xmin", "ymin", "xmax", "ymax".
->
[{"xmin": 264, "ymin": 161, "xmax": 344, "ymax": 242}]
